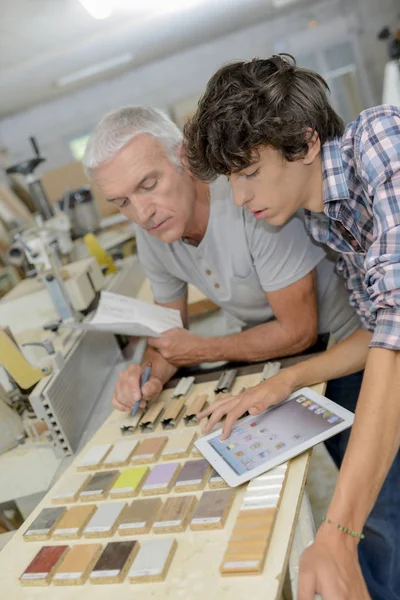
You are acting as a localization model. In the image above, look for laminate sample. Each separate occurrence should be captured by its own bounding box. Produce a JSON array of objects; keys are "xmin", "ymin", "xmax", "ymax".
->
[
  {"xmin": 89, "ymin": 541, "xmax": 139, "ymax": 584},
  {"xmin": 128, "ymin": 538, "xmax": 177, "ymax": 583},
  {"xmin": 190, "ymin": 489, "xmax": 236, "ymax": 530},
  {"xmin": 118, "ymin": 497, "xmax": 163, "ymax": 535},
  {"xmin": 19, "ymin": 545, "xmax": 68, "ymax": 586},
  {"xmin": 52, "ymin": 504, "xmax": 97, "ymax": 540},
  {"xmin": 175, "ymin": 459, "xmax": 211, "ymax": 492},
  {"xmin": 208, "ymin": 468, "xmax": 229, "ymax": 489},
  {"xmin": 51, "ymin": 473, "xmax": 91, "ymax": 504},
  {"xmin": 79, "ymin": 470, "xmax": 119, "ymax": 501},
  {"xmin": 23, "ymin": 507, "xmax": 66, "ymax": 542},
  {"xmin": 76, "ymin": 444, "xmax": 112, "ymax": 471},
  {"xmin": 153, "ymin": 495, "xmax": 197, "ymax": 533},
  {"xmin": 102, "ymin": 439, "xmax": 138, "ymax": 468},
  {"xmin": 161, "ymin": 430, "xmax": 197, "ymax": 460},
  {"xmin": 83, "ymin": 501, "xmax": 126, "ymax": 538},
  {"xmin": 141, "ymin": 463, "xmax": 181, "ymax": 495},
  {"xmin": 130, "ymin": 436, "xmax": 167, "ymax": 464},
  {"xmin": 109, "ymin": 466, "xmax": 149, "ymax": 498},
  {"xmin": 53, "ymin": 544, "xmax": 102, "ymax": 585}
]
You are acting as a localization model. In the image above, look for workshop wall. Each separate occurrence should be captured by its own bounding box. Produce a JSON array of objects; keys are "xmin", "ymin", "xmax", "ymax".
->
[{"xmin": 0, "ymin": 0, "xmax": 397, "ymax": 173}]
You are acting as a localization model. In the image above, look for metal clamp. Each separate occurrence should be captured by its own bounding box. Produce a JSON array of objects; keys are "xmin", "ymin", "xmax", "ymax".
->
[
  {"xmin": 214, "ymin": 369, "xmax": 237, "ymax": 394},
  {"xmin": 261, "ymin": 362, "xmax": 281, "ymax": 381},
  {"xmin": 172, "ymin": 376, "xmax": 195, "ymax": 398}
]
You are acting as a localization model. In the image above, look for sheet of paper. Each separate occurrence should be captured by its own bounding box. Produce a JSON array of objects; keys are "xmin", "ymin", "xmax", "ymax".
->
[{"xmin": 62, "ymin": 291, "xmax": 183, "ymax": 337}]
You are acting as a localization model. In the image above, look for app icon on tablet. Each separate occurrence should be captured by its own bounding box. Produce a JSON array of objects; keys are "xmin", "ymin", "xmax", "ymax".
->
[{"xmin": 259, "ymin": 451, "xmax": 269, "ymax": 458}]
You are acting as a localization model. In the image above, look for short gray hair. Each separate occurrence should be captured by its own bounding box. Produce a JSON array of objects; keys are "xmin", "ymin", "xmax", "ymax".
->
[{"xmin": 83, "ymin": 106, "xmax": 183, "ymax": 176}]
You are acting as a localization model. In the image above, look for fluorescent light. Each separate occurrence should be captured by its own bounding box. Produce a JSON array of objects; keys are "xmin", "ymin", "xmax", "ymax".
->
[
  {"xmin": 56, "ymin": 53, "xmax": 134, "ymax": 88},
  {"xmin": 271, "ymin": 0, "xmax": 299, "ymax": 7},
  {"xmin": 78, "ymin": 0, "xmax": 113, "ymax": 19},
  {"xmin": 77, "ymin": 0, "xmax": 204, "ymax": 20}
]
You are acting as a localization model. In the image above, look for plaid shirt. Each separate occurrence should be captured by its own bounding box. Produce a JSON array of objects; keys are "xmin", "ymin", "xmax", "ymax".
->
[{"xmin": 304, "ymin": 105, "xmax": 400, "ymax": 350}]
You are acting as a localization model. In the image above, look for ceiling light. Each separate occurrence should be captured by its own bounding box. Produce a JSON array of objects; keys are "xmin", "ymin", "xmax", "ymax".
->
[
  {"xmin": 77, "ymin": 0, "xmax": 204, "ymax": 20},
  {"xmin": 78, "ymin": 0, "xmax": 113, "ymax": 19},
  {"xmin": 55, "ymin": 53, "xmax": 134, "ymax": 87}
]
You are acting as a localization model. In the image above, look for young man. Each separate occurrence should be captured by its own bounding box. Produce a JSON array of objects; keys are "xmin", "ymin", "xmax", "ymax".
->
[
  {"xmin": 83, "ymin": 106, "xmax": 358, "ymax": 414},
  {"xmin": 184, "ymin": 55, "xmax": 400, "ymax": 600}
]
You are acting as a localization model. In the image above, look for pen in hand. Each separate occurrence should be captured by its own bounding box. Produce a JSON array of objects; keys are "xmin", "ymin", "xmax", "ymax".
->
[{"xmin": 131, "ymin": 362, "xmax": 152, "ymax": 417}]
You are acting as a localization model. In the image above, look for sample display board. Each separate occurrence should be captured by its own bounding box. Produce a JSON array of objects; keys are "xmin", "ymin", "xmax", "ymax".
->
[{"xmin": 0, "ymin": 370, "xmax": 322, "ymax": 599}]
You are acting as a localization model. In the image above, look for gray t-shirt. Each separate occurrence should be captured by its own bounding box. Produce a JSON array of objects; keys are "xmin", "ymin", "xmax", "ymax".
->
[{"xmin": 135, "ymin": 177, "xmax": 359, "ymax": 342}]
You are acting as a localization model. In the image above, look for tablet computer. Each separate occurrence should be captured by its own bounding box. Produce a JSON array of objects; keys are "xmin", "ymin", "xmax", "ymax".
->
[{"xmin": 194, "ymin": 387, "xmax": 354, "ymax": 487}]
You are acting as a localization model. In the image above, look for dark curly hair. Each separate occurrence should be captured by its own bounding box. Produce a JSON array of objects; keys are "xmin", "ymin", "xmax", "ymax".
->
[{"xmin": 184, "ymin": 54, "xmax": 344, "ymax": 180}]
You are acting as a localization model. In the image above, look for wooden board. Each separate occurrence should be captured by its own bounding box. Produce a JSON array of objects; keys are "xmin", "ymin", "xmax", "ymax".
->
[{"xmin": 0, "ymin": 372, "xmax": 325, "ymax": 599}]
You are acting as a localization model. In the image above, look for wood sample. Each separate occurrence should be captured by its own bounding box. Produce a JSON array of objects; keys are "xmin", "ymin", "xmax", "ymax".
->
[
  {"xmin": 161, "ymin": 397, "xmax": 186, "ymax": 429},
  {"xmin": 118, "ymin": 497, "xmax": 163, "ymax": 535},
  {"xmin": 102, "ymin": 439, "xmax": 138, "ymax": 468},
  {"xmin": 51, "ymin": 473, "xmax": 91, "ymax": 504},
  {"xmin": 90, "ymin": 541, "xmax": 139, "ymax": 584},
  {"xmin": 128, "ymin": 538, "xmax": 177, "ymax": 583},
  {"xmin": 79, "ymin": 470, "xmax": 119, "ymax": 501},
  {"xmin": 52, "ymin": 504, "xmax": 97, "ymax": 540},
  {"xmin": 162, "ymin": 430, "xmax": 197, "ymax": 460},
  {"xmin": 184, "ymin": 394, "xmax": 208, "ymax": 425},
  {"xmin": 141, "ymin": 462, "xmax": 181, "ymax": 495},
  {"xmin": 53, "ymin": 544, "xmax": 102, "ymax": 585},
  {"xmin": 84, "ymin": 501, "xmax": 126, "ymax": 538},
  {"xmin": 130, "ymin": 436, "xmax": 168, "ymax": 464},
  {"xmin": 140, "ymin": 401, "xmax": 164, "ymax": 432},
  {"xmin": 220, "ymin": 464, "xmax": 288, "ymax": 575},
  {"xmin": 153, "ymin": 495, "xmax": 197, "ymax": 533},
  {"xmin": 190, "ymin": 489, "xmax": 236, "ymax": 530},
  {"xmin": 19, "ymin": 545, "xmax": 69, "ymax": 586},
  {"xmin": 109, "ymin": 466, "xmax": 149, "ymax": 498},
  {"xmin": 175, "ymin": 459, "xmax": 211, "ymax": 492},
  {"xmin": 76, "ymin": 444, "xmax": 112, "ymax": 471},
  {"xmin": 23, "ymin": 506, "xmax": 66, "ymax": 542},
  {"xmin": 209, "ymin": 468, "xmax": 229, "ymax": 489}
]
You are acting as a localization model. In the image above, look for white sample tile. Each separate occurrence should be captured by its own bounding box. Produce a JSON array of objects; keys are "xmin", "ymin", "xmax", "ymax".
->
[
  {"xmin": 77, "ymin": 444, "xmax": 112, "ymax": 469},
  {"xmin": 52, "ymin": 473, "xmax": 90, "ymax": 502},
  {"xmin": 103, "ymin": 440, "xmax": 138, "ymax": 466},
  {"xmin": 84, "ymin": 502, "xmax": 125, "ymax": 535},
  {"xmin": 128, "ymin": 538, "xmax": 175, "ymax": 579}
]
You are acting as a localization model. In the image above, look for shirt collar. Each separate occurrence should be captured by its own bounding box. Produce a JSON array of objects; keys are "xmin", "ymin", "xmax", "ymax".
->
[{"xmin": 321, "ymin": 137, "xmax": 348, "ymax": 206}]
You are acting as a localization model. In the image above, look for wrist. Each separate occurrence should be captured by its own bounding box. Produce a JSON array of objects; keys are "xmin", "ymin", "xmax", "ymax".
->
[
  {"xmin": 316, "ymin": 520, "xmax": 361, "ymax": 549},
  {"xmin": 197, "ymin": 336, "xmax": 221, "ymax": 362}
]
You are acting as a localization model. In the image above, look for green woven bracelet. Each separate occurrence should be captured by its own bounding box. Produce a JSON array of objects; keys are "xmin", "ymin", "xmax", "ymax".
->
[{"xmin": 322, "ymin": 516, "xmax": 365, "ymax": 540}]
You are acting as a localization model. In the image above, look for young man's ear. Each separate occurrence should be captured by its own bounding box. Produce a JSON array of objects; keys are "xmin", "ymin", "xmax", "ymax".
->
[{"xmin": 303, "ymin": 129, "xmax": 321, "ymax": 165}]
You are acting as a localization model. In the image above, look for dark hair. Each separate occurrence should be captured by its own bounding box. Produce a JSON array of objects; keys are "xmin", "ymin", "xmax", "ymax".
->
[{"xmin": 184, "ymin": 54, "xmax": 344, "ymax": 180}]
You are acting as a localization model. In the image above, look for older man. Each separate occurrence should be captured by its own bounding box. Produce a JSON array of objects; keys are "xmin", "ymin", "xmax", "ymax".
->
[{"xmin": 83, "ymin": 105, "xmax": 359, "ymax": 413}]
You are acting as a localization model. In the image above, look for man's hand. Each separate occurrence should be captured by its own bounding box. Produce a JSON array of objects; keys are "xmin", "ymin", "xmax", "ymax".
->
[
  {"xmin": 112, "ymin": 363, "xmax": 163, "ymax": 412},
  {"xmin": 148, "ymin": 328, "xmax": 206, "ymax": 366},
  {"xmin": 299, "ymin": 527, "xmax": 371, "ymax": 600},
  {"xmin": 197, "ymin": 372, "xmax": 294, "ymax": 440}
]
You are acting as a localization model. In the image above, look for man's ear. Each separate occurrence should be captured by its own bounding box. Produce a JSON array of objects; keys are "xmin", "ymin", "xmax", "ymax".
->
[
  {"xmin": 177, "ymin": 141, "xmax": 193, "ymax": 174},
  {"xmin": 303, "ymin": 129, "xmax": 321, "ymax": 165}
]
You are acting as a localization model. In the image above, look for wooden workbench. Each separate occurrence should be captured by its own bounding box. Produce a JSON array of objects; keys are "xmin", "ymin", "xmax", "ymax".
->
[{"xmin": 0, "ymin": 368, "xmax": 323, "ymax": 600}]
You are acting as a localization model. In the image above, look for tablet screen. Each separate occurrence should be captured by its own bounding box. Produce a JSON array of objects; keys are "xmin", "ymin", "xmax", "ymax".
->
[{"xmin": 208, "ymin": 393, "xmax": 344, "ymax": 476}]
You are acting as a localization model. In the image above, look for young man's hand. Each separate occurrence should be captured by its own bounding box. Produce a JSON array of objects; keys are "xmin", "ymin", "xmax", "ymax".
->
[
  {"xmin": 299, "ymin": 526, "xmax": 371, "ymax": 600},
  {"xmin": 198, "ymin": 371, "xmax": 294, "ymax": 440}
]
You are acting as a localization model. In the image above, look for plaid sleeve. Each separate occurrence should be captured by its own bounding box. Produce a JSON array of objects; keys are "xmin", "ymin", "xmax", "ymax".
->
[
  {"xmin": 355, "ymin": 109, "xmax": 400, "ymax": 350},
  {"xmin": 336, "ymin": 254, "xmax": 375, "ymax": 332}
]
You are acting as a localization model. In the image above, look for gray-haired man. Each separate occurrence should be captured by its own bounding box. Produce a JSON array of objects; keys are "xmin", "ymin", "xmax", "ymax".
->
[{"xmin": 83, "ymin": 106, "xmax": 359, "ymax": 412}]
